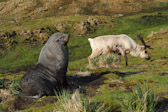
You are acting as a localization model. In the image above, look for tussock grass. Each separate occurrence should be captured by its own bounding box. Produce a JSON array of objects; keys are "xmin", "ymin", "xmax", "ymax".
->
[
  {"xmin": 0, "ymin": 8, "xmax": 168, "ymax": 112},
  {"xmin": 8, "ymin": 79, "xmax": 21, "ymax": 94},
  {"xmin": 0, "ymin": 78, "xmax": 21, "ymax": 94},
  {"xmin": 55, "ymin": 90, "xmax": 102, "ymax": 112},
  {"xmin": 90, "ymin": 53, "xmax": 120, "ymax": 68},
  {"xmin": 119, "ymin": 82, "xmax": 157, "ymax": 112}
]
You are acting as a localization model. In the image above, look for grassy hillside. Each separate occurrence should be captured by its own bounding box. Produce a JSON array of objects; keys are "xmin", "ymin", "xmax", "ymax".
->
[
  {"xmin": 0, "ymin": 0, "xmax": 168, "ymax": 25},
  {"xmin": 0, "ymin": 4, "xmax": 168, "ymax": 112}
]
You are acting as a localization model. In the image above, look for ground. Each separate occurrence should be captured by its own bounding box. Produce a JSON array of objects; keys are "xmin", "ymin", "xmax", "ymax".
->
[{"xmin": 0, "ymin": 5, "xmax": 168, "ymax": 112}]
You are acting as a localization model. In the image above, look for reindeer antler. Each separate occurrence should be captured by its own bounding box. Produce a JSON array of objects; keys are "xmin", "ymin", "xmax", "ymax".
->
[{"xmin": 137, "ymin": 34, "xmax": 153, "ymax": 49}]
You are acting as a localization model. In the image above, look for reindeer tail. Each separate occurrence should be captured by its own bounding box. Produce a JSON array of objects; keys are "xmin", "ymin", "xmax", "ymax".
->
[{"xmin": 88, "ymin": 38, "xmax": 93, "ymax": 42}]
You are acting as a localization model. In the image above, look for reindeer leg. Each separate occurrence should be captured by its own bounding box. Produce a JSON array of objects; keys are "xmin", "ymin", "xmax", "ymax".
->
[
  {"xmin": 88, "ymin": 56, "xmax": 92, "ymax": 67},
  {"xmin": 123, "ymin": 52, "xmax": 128, "ymax": 66},
  {"xmin": 118, "ymin": 54, "xmax": 121, "ymax": 65},
  {"xmin": 118, "ymin": 48, "xmax": 128, "ymax": 66}
]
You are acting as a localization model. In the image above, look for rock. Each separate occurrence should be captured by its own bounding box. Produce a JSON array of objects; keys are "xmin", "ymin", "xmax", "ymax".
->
[
  {"xmin": 9, "ymin": 31, "xmax": 17, "ymax": 37},
  {"xmin": 19, "ymin": 30, "xmax": 33, "ymax": 36},
  {"xmin": 18, "ymin": 28, "xmax": 50, "ymax": 44},
  {"xmin": 5, "ymin": 39, "xmax": 18, "ymax": 47},
  {"xmin": 38, "ymin": 33, "xmax": 49, "ymax": 44},
  {"xmin": 0, "ymin": 31, "xmax": 18, "ymax": 53},
  {"xmin": 74, "ymin": 17, "xmax": 103, "ymax": 35},
  {"xmin": 74, "ymin": 21, "xmax": 91, "ymax": 34},
  {"xmin": 54, "ymin": 23, "xmax": 66, "ymax": 32},
  {"xmin": 33, "ymin": 29, "xmax": 41, "ymax": 34},
  {"xmin": 87, "ymin": 17, "xmax": 102, "ymax": 26},
  {"xmin": 1, "ymin": 31, "xmax": 17, "ymax": 39},
  {"xmin": 24, "ymin": 36, "xmax": 38, "ymax": 44},
  {"xmin": 0, "ymin": 32, "xmax": 7, "ymax": 39}
]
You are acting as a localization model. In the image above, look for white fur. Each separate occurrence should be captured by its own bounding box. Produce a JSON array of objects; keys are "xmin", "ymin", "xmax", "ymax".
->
[{"xmin": 88, "ymin": 34, "xmax": 149, "ymax": 60}]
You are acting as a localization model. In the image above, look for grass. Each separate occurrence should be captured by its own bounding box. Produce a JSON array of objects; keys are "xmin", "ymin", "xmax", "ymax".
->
[
  {"xmin": 55, "ymin": 90, "xmax": 102, "ymax": 112},
  {"xmin": 119, "ymin": 82, "xmax": 157, "ymax": 112},
  {"xmin": 8, "ymin": 79, "xmax": 21, "ymax": 94},
  {"xmin": 0, "ymin": 39, "xmax": 42, "ymax": 73},
  {"xmin": 0, "ymin": 75, "xmax": 21, "ymax": 94},
  {"xmin": 1, "ymin": 0, "xmax": 167, "ymax": 23},
  {"xmin": 0, "ymin": 0, "xmax": 5, "ymax": 2},
  {"xmin": 90, "ymin": 53, "xmax": 120, "ymax": 68},
  {"xmin": 0, "ymin": 15, "xmax": 89, "ymax": 32},
  {"xmin": 1, "ymin": 10, "xmax": 168, "ymax": 72},
  {"xmin": 0, "ymin": 8, "xmax": 168, "ymax": 112}
]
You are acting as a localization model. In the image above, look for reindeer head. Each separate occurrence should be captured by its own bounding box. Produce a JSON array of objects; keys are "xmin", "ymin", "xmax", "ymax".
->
[{"xmin": 137, "ymin": 34, "xmax": 152, "ymax": 60}]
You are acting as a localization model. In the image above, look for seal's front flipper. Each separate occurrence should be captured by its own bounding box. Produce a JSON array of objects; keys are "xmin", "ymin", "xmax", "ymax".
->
[{"xmin": 15, "ymin": 93, "xmax": 42, "ymax": 99}]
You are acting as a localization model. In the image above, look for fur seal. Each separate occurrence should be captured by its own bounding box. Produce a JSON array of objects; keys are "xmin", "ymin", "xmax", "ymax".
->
[{"xmin": 17, "ymin": 33, "xmax": 69, "ymax": 98}]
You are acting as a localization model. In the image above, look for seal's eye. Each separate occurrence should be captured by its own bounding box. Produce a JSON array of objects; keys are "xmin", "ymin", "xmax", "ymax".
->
[{"xmin": 145, "ymin": 51, "xmax": 147, "ymax": 53}]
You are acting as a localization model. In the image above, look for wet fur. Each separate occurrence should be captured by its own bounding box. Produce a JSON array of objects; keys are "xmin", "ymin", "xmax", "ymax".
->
[{"xmin": 17, "ymin": 33, "xmax": 69, "ymax": 98}]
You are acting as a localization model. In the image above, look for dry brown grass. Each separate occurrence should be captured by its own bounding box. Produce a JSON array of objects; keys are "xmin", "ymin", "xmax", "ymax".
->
[
  {"xmin": 55, "ymin": 90, "xmax": 86, "ymax": 112},
  {"xmin": 55, "ymin": 90, "xmax": 100, "ymax": 112},
  {"xmin": 0, "ymin": 0, "xmax": 167, "ymax": 20},
  {"xmin": 0, "ymin": 89, "xmax": 12, "ymax": 102}
]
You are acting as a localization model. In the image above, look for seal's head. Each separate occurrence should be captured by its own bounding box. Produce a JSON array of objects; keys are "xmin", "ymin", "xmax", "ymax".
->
[{"xmin": 49, "ymin": 33, "xmax": 69, "ymax": 46}]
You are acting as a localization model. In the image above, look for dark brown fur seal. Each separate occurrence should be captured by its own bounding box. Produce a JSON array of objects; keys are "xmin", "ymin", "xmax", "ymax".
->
[{"xmin": 17, "ymin": 33, "xmax": 69, "ymax": 98}]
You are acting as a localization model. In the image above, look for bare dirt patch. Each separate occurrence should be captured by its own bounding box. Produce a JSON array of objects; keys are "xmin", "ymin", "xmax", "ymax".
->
[
  {"xmin": 160, "ymin": 73, "xmax": 168, "ymax": 76},
  {"xmin": 7, "ymin": 96, "xmax": 57, "ymax": 111}
]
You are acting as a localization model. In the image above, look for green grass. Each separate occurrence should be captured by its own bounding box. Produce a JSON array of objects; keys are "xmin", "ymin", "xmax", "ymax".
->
[
  {"xmin": 1, "ymin": 10, "xmax": 168, "ymax": 72},
  {"xmin": 0, "ymin": 9, "xmax": 168, "ymax": 112},
  {"xmin": 0, "ymin": 42, "xmax": 42, "ymax": 73},
  {"xmin": 0, "ymin": 15, "xmax": 90, "ymax": 32},
  {"xmin": 119, "ymin": 82, "xmax": 157, "ymax": 112},
  {"xmin": 55, "ymin": 90, "xmax": 102, "ymax": 112},
  {"xmin": 0, "ymin": 0, "xmax": 5, "ymax": 2}
]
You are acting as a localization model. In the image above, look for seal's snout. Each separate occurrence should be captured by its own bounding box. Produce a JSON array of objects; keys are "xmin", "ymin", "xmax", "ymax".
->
[
  {"xmin": 63, "ymin": 34, "xmax": 69, "ymax": 46},
  {"xmin": 64, "ymin": 34, "xmax": 69, "ymax": 45}
]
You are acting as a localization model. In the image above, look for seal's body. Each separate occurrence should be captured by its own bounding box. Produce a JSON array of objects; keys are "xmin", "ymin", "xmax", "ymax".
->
[{"xmin": 19, "ymin": 33, "xmax": 69, "ymax": 98}]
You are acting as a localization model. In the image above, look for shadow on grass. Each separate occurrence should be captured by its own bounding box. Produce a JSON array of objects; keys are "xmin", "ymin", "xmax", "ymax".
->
[
  {"xmin": 67, "ymin": 70, "xmax": 142, "ymax": 90},
  {"xmin": 112, "ymin": 71, "xmax": 143, "ymax": 77},
  {"xmin": 67, "ymin": 71, "xmax": 111, "ymax": 90},
  {"xmin": 155, "ymin": 97, "xmax": 168, "ymax": 112}
]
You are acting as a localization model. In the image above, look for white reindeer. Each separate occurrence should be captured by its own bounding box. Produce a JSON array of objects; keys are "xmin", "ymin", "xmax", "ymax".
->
[{"xmin": 88, "ymin": 34, "xmax": 151, "ymax": 66}]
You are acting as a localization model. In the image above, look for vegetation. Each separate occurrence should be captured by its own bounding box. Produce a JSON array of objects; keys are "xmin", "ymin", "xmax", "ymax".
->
[
  {"xmin": 0, "ymin": 78, "xmax": 21, "ymax": 94},
  {"xmin": 119, "ymin": 82, "xmax": 157, "ymax": 112},
  {"xmin": 90, "ymin": 53, "xmax": 120, "ymax": 68},
  {"xmin": 55, "ymin": 90, "xmax": 102, "ymax": 112},
  {"xmin": 0, "ymin": 2, "xmax": 168, "ymax": 112},
  {"xmin": 0, "ymin": 0, "xmax": 5, "ymax": 2}
]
